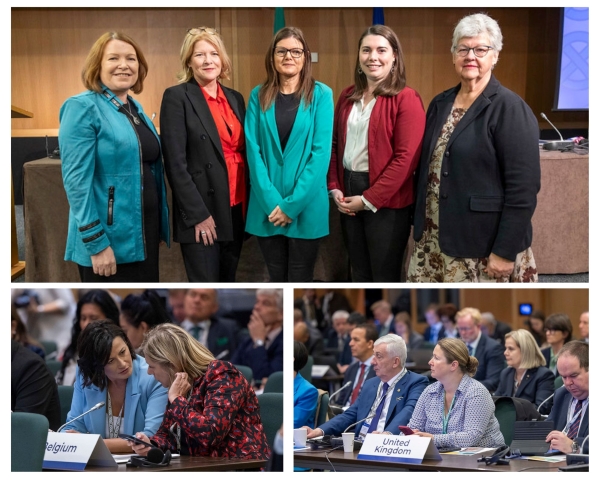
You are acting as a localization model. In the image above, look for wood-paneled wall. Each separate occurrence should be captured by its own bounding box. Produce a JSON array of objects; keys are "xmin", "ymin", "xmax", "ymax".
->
[{"xmin": 12, "ymin": 7, "xmax": 588, "ymax": 136}]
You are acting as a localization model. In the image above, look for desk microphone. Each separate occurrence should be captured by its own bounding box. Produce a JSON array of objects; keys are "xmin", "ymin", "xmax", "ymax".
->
[
  {"xmin": 540, "ymin": 113, "xmax": 575, "ymax": 151},
  {"xmin": 57, "ymin": 402, "xmax": 105, "ymax": 432},
  {"xmin": 329, "ymin": 381, "xmax": 352, "ymax": 404},
  {"xmin": 215, "ymin": 350, "xmax": 229, "ymax": 360},
  {"xmin": 537, "ymin": 385, "xmax": 563, "ymax": 414}
]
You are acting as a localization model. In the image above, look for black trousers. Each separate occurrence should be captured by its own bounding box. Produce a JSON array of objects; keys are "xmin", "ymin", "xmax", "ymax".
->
[
  {"xmin": 180, "ymin": 203, "xmax": 245, "ymax": 282},
  {"xmin": 257, "ymin": 235, "xmax": 321, "ymax": 282},
  {"xmin": 341, "ymin": 169, "xmax": 411, "ymax": 282}
]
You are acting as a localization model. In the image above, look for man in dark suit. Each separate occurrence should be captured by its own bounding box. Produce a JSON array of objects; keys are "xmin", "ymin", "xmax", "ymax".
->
[
  {"xmin": 334, "ymin": 324, "xmax": 378, "ymax": 407},
  {"xmin": 423, "ymin": 304, "xmax": 445, "ymax": 343},
  {"xmin": 179, "ymin": 289, "xmax": 237, "ymax": 360},
  {"xmin": 371, "ymin": 300, "xmax": 395, "ymax": 336},
  {"xmin": 302, "ymin": 334, "xmax": 428, "ymax": 438},
  {"xmin": 546, "ymin": 341, "xmax": 589, "ymax": 454},
  {"xmin": 456, "ymin": 307, "xmax": 505, "ymax": 391},
  {"xmin": 320, "ymin": 290, "xmax": 352, "ymax": 329},
  {"xmin": 231, "ymin": 289, "xmax": 283, "ymax": 388},
  {"xmin": 294, "ymin": 319, "xmax": 325, "ymax": 357},
  {"xmin": 481, "ymin": 311, "xmax": 512, "ymax": 346}
]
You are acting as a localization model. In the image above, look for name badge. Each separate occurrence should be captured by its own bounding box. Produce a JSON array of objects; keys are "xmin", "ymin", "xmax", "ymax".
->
[
  {"xmin": 43, "ymin": 432, "xmax": 116, "ymax": 471},
  {"xmin": 358, "ymin": 422, "xmax": 371, "ymax": 440},
  {"xmin": 357, "ymin": 434, "xmax": 442, "ymax": 464}
]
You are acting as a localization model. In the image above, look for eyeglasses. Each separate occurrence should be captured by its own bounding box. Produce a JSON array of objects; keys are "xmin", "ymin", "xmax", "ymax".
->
[
  {"xmin": 454, "ymin": 45, "xmax": 494, "ymax": 57},
  {"xmin": 274, "ymin": 47, "xmax": 304, "ymax": 58},
  {"xmin": 187, "ymin": 27, "xmax": 218, "ymax": 36}
]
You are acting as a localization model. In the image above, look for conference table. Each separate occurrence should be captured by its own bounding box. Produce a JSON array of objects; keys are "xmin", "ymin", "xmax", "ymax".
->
[{"xmin": 294, "ymin": 448, "xmax": 566, "ymax": 472}]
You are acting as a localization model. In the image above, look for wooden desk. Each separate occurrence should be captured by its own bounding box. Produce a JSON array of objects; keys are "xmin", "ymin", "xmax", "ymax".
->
[
  {"xmin": 79, "ymin": 455, "xmax": 266, "ymax": 472},
  {"xmin": 294, "ymin": 449, "xmax": 565, "ymax": 472}
]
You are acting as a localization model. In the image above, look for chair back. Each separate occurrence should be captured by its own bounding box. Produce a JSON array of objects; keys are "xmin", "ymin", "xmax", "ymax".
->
[
  {"xmin": 45, "ymin": 360, "xmax": 62, "ymax": 377},
  {"xmin": 314, "ymin": 389, "xmax": 329, "ymax": 428},
  {"xmin": 264, "ymin": 371, "xmax": 284, "ymax": 393},
  {"xmin": 554, "ymin": 375, "xmax": 564, "ymax": 390},
  {"xmin": 233, "ymin": 364, "xmax": 254, "ymax": 384},
  {"xmin": 257, "ymin": 392, "xmax": 283, "ymax": 448},
  {"xmin": 299, "ymin": 355, "xmax": 313, "ymax": 383},
  {"xmin": 57, "ymin": 385, "xmax": 74, "ymax": 425},
  {"xmin": 40, "ymin": 340, "xmax": 58, "ymax": 360},
  {"xmin": 11, "ymin": 412, "xmax": 49, "ymax": 471},
  {"xmin": 493, "ymin": 396, "xmax": 517, "ymax": 444}
]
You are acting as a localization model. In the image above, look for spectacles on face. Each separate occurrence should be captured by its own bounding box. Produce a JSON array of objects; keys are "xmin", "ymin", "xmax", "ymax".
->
[
  {"xmin": 274, "ymin": 47, "xmax": 304, "ymax": 59},
  {"xmin": 457, "ymin": 326, "xmax": 475, "ymax": 332},
  {"xmin": 188, "ymin": 27, "xmax": 218, "ymax": 36},
  {"xmin": 454, "ymin": 45, "xmax": 494, "ymax": 57}
]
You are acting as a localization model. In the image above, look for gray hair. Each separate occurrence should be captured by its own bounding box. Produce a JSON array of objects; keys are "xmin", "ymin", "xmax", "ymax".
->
[
  {"xmin": 451, "ymin": 13, "xmax": 503, "ymax": 53},
  {"xmin": 332, "ymin": 310, "xmax": 350, "ymax": 321},
  {"xmin": 256, "ymin": 289, "xmax": 283, "ymax": 311},
  {"xmin": 374, "ymin": 334, "xmax": 407, "ymax": 367}
]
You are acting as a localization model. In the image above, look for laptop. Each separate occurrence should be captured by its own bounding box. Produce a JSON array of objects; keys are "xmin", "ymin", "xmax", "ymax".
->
[{"xmin": 509, "ymin": 420, "xmax": 561, "ymax": 456}]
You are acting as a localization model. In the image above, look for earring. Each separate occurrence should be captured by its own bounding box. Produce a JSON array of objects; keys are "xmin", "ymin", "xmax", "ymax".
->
[
  {"xmin": 358, "ymin": 67, "xmax": 363, "ymax": 74},
  {"xmin": 390, "ymin": 60, "xmax": 396, "ymax": 75}
]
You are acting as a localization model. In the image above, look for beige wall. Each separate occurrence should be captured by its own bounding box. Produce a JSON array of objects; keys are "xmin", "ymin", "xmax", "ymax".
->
[{"xmin": 12, "ymin": 7, "xmax": 588, "ymax": 136}]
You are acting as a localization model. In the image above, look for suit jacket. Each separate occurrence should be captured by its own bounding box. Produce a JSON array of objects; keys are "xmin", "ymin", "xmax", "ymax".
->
[
  {"xmin": 11, "ymin": 340, "xmax": 61, "ymax": 431},
  {"xmin": 424, "ymin": 324, "xmax": 445, "ymax": 344},
  {"xmin": 490, "ymin": 321, "xmax": 512, "ymax": 346},
  {"xmin": 494, "ymin": 366, "xmax": 555, "ymax": 413},
  {"xmin": 207, "ymin": 317, "xmax": 239, "ymax": 361},
  {"xmin": 541, "ymin": 347, "xmax": 559, "ymax": 376},
  {"xmin": 66, "ymin": 356, "xmax": 168, "ymax": 437},
  {"xmin": 319, "ymin": 371, "xmax": 429, "ymax": 436},
  {"xmin": 336, "ymin": 360, "xmax": 377, "ymax": 407},
  {"xmin": 160, "ymin": 79, "xmax": 246, "ymax": 243},
  {"xmin": 230, "ymin": 330, "xmax": 284, "ymax": 381},
  {"xmin": 294, "ymin": 373, "xmax": 319, "ymax": 429},
  {"xmin": 327, "ymin": 85, "xmax": 425, "ymax": 210},
  {"xmin": 413, "ymin": 75, "xmax": 540, "ymax": 260},
  {"xmin": 473, "ymin": 333, "xmax": 505, "ymax": 392},
  {"xmin": 547, "ymin": 387, "xmax": 589, "ymax": 453},
  {"xmin": 244, "ymin": 82, "xmax": 334, "ymax": 239},
  {"xmin": 338, "ymin": 336, "xmax": 353, "ymax": 366}
]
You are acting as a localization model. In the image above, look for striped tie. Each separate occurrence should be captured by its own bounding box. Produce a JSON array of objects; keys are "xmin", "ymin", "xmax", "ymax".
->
[{"xmin": 567, "ymin": 400, "xmax": 583, "ymax": 439}]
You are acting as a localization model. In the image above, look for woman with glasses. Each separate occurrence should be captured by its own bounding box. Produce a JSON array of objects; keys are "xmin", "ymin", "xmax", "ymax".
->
[
  {"xmin": 408, "ymin": 13, "xmax": 540, "ymax": 283},
  {"xmin": 541, "ymin": 314, "xmax": 573, "ymax": 376},
  {"xmin": 328, "ymin": 25, "xmax": 425, "ymax": 282},
  {"xmin": 160, "ymin": 27, "xmax": 247, "ymax": 282},
  {"xmin": 244, "ymin": 27, "xmax": 334, "ymax": 282}
]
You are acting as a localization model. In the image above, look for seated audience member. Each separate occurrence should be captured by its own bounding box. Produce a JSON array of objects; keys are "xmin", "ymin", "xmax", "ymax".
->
[
  {"xmin": 326, "ymin": 309, "xmax": 351, "ymax": 354},
  {"xmin": 57, "ymin": 289, "xmax": 120, "ymax": 386},
  {"xmin": 336, "ymin": 311, "xmax": 366, "ymax": 373},
  {"xmin": 180, "ymin": 289, "xmax": 238, "ymax": 360},
  {"xmin": 423, "ymin": 304, "xmax": 444, "ymax": 343},
  {"xmin": 481, "ymin": 312, "xmax": 512, "ymax": 346},
  {"xmin": 11, "ymin": 305, "xmax": 45, "ymax": 358},
  {"xmin": 408, "ymin": 338, "xmax": 505, "ymax": 448},
  {"xmin": 294, "ymin": 289, "xmax": 324, "ymax": 331},
  {"xmin": 579, "ymin": 312, "xmax": 589, "ymax": 343},
  {"xmin": 129, "ymin": 324, "xmax": 269, "ymax": 458},
  {"xmin": 293, "ymin": 310, "xmax": 325, "ymax": 357},
  {"xmin": 371, "ymin": 300, "xmax": 395, "ymax": 336},
  {"xmin": 456, "ymin": 307, "xmax": 505, "ymax": 391},
  {"xmin": 11, "ymin": 339, "xmax": 61, "ymax": 431},
  {"xmin": 231, "ymin": 289, "xmax": 283, "ymax": 387},
  {"xmin": 120, "ymin": 290, "xmax": 171, "ymax": 352},
  {"xmin": 394, "ymin": 312, "xmax": 424, "ymax": 358},
  {"xmin": 294, "ymin": 341, "xmax": 318, "ymax": 429},
  {"xmin": 438, "ymin": 303, "xmax": 458, "ymax": 339},
  {"xmin": 320, "ymin": 290, "xmax": 352, "ymax": 330},
  {"xmin": 526, "ymin": 310, "xmax": 547, "ymax": 348},
  {"xmin": 541, "ymin": 313, "xmax": 573, "ymax": 376},
  {"xmin": 495, "ymin": 329, "xmax": 555, "ymax": 414},
  {"xmin": 167, "ymin": 289, "xmax": 187, "ymax": 324},
  {"xmin": 66, "ymin": 321, "xmax": 168, "ymax": 453},
  {"xmin": 335, "ymin": 324, "xmax": 378, "ymax": 407},
  {"xmin": 302, "ymin": 334, "xmax": 428, "ymax": 439},
  {"xmin": 545, "ymin": 341, "xmax": 589, "ymax": 454}
]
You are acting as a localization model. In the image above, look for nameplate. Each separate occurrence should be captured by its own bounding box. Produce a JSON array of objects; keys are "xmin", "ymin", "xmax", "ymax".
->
[
  {"xmin": 357, "ymin": 434, "xmax": 442, "ymax": 464},
  {"xmin": 43, "ymin": 432, "xmax": 116, "ymax": 470}
]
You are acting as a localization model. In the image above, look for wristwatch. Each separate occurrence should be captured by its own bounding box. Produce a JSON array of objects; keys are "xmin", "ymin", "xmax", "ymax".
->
[
  {"xmin": 254, "ymin": 339, "xmax": 265, "ymax": 348},
  {"xmin": 571, "ymin": 441, "xmax": 579, "ymax": 453}
]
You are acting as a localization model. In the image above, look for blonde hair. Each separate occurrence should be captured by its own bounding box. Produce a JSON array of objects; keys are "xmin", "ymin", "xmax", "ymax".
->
[
  {"xmin": 141, "ymin": 323, "xmax": 215, "ymax": 383},
  {"xmin": 505, "ymin": 329, "xmax": 546, "ymax": 369},
  {"xmin": 456, "ymin": 307, "xmax": 483, "ymax": 325},
  {"xmin": 177, "ymin": 27, "xmax": 232, "ymax": 83},
  {"xmin": 438, "ymin": 338, "xmax": 478, "ymax": 376},
  {"xmin": 82, "ymin": 31, "xmax": 148, "ymax": 94}
]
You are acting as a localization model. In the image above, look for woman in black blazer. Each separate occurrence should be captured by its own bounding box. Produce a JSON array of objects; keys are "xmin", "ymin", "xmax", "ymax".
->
[
  {"xmin": 495, "ymin": 329, "xmax": 555, "ymax": 414},
  {"xmin": 161, "ymin": 27, "xmax": 247, "ymax": 282},
  {"xmin": 408, "ymin": 13, "xmax": 540, "ymax": 283}
]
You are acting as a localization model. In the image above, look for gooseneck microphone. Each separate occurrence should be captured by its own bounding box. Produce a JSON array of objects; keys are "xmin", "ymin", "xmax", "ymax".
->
[
  {"xmin": 537, "ymin": 385, "xmax": 564, "ymax": 414},
  {"xmin": 540, "ymin": 113, "xmax": 575, "ymax": 151},
  {"xmin": 329, "ymin": 381, "xmax": 352, "ymax": 403},
  {"xmin": 57, "ymin": 402, "xmax": 105, "ymax": 432}
]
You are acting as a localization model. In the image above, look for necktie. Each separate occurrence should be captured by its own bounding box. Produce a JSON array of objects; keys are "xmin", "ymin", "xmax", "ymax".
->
[
  {"xmin": 567, "ymin": 400, "xmax": 583, "ymax": 439},
  {"xmin": 349, "ymin": 364, "xmax": 366, "ymax": 405},
  {"xmin": 467, "ymin": 344, "xmax": 473, "ymax": 355},
  {"xmin": 367, "ymin": 383, "xmax": 389, "ymax": 433},
  {"xmin": 191, "ymin": 324, "xmax": 204, "ymax": 341}
]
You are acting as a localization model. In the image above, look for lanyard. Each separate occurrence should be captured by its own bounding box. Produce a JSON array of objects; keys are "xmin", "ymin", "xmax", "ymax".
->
[
  {"xmin": 442, "ymin": 392, "xmax": 456, "ymax": 434},
  {"xmin": 562, "ymin": 398, "xmax": 585, "ymax": 435}
]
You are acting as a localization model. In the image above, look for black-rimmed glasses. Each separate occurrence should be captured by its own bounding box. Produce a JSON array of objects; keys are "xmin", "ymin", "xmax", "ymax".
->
[
  {"xmin": 454, "ymin": 45, "xmax": 494, "ymax": 57},
  {"xmin": 274, "ymin": 47, "xmax": 305, "ymax": 58}
]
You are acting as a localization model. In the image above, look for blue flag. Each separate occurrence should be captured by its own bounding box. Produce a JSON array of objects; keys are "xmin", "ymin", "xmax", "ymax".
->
[{"xmin": 373, "ymin": 7, "xmax": 384, "ymax": 25}]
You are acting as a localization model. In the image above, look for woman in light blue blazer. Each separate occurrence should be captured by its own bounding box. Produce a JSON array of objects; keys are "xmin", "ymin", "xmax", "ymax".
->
[
  {"xmin": 65, "ymin": 321, "xmax": 167, "ymax": 453},
  {"xmin": 245, "ymin": 26, "xmax": 334, "ymax": 282}
]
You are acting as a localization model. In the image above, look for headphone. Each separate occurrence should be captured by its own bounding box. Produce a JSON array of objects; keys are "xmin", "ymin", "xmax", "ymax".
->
[
  {"xmin": 477, "ymin": 445, "xmax": 511, "ymax": 466},
  {"xmin": 128, "ymin": 448, "xmax": 172, "ymax": 468}
]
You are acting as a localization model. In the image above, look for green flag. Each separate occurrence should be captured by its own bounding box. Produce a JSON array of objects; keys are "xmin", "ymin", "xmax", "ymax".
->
[{"xmin": 274, "ymin": 7, "xmax": 285, "ymax": 34}]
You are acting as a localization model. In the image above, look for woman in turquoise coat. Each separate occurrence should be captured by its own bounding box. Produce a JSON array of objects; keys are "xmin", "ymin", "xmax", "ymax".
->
[{"xmin": 245, "ymin": 26, "xmax": 334, "ymax": 282}]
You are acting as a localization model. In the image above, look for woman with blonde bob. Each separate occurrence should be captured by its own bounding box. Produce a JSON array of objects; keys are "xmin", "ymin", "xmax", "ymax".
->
[
  {"xmin": 60, "ymin": 31, "xmax": 169, "ymax": 281},
  {"xmin": 128, "ymin": 324, "xmax": 269, "ymax": 458},
  {"xmin": 495, "ymin": 329, "xmax": 555, "ymax": 413},
  {"xmin": 407, "ymin": 338, "xmax": 504, "ymax": 448},
  {"xmin": 161, "ymin": 27, "xmax": 247, "ymax": 282}
]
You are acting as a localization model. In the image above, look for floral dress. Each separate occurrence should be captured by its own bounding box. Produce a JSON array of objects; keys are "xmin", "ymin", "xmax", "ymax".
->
[{"xmin": 407, "ymin": 107, "xmax": 538, "ymax": 283}]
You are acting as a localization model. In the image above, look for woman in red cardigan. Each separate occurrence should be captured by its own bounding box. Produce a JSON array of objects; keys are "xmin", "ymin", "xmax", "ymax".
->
[{"xmin": 327, "ymin": 25, "xmax": 425, "ymax": 282}]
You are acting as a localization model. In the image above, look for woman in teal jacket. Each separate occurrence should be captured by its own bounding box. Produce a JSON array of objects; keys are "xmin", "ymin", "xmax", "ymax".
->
[
  {"xmin": 59, "ymin": 32, "xmax": 169, "ymax": 282},
  {"xmin": 245, "ymin": 27, "xmax": 334, "ymax": 282}
]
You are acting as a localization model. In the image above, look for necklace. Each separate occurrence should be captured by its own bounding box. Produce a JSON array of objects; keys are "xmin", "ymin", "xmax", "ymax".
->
[
  {"xmin": 123, "ymin": 101, "xmax": 141, "ymax": 125},
  {"xmin": 107, "ymin": 391, "xmax": 125, "ymax": 438}
]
